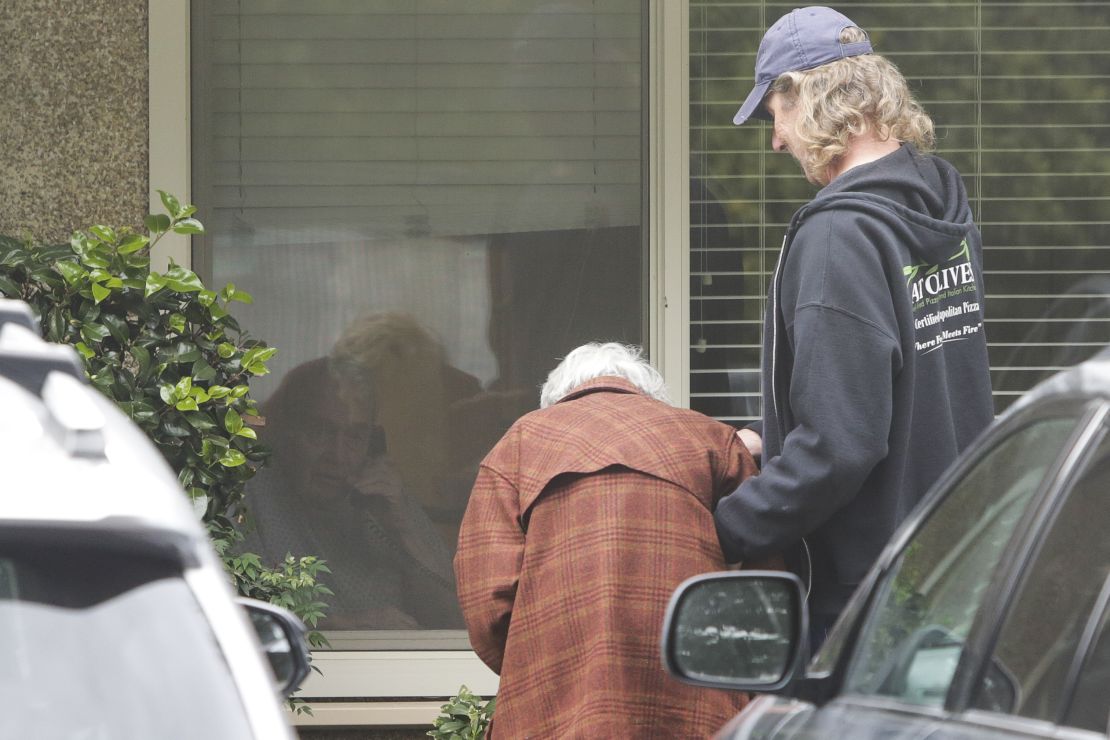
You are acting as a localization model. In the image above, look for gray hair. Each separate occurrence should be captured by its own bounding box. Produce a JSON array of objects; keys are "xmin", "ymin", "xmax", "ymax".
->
[{"xmin": 539, "ymin": 342, "xmax": 671, "ymax": 408}]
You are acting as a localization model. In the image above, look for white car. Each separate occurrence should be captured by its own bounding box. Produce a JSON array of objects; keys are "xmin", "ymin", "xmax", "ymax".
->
[{"xmin": 0, "ymin": 299, "xmax": 309, "ymax": 739}]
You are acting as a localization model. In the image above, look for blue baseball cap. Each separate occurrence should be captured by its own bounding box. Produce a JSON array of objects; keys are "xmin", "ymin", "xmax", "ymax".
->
[{"xmin": 733, "ymin": 6, "xmax": 872, "ymax": 125}]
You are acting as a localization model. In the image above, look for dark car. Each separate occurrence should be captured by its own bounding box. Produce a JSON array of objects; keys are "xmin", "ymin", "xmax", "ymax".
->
[{"xmin": 662, "ymin": 348, "xmax": 1110, "ymax": 739}]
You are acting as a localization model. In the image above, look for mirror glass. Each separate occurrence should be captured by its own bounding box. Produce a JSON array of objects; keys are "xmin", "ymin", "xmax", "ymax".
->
[
  {"xmin": 247, "ymin": 607, "xmax": 297, "ymax": 690},
  {"xmin": 672, "ymin": 576, "xmax": 798, "ymax": 685}
]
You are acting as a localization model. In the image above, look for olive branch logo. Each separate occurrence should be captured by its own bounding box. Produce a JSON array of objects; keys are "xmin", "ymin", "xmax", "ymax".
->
[{"xmin": 903, "ymin": 238, "xmax": 970, "ymax": 285}]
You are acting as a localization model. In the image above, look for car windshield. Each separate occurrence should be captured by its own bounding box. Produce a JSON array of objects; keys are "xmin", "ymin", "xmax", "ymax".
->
[{"xmin": 0, "ymin": 538, "xmax": 254, "ymax": 739}]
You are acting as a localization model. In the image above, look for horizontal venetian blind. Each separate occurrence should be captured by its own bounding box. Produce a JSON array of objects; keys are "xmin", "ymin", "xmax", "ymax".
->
[
  {"xmin": 193, "ymin": 0, "xmax": 642, "ymax": 246},
  {"xmin": 689, "ymin": 1, "xmax": 1110, "ymax": 423}
]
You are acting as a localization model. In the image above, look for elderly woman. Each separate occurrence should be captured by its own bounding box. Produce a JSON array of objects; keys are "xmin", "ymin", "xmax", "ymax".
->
[{"xmin": 454, "ymin": 342, "xmax": 759, "ymax": 738}]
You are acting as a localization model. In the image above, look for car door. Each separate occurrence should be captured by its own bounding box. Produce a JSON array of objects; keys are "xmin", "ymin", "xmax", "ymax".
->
[
  {"xmin": 934, "ymin": 400, "xmax": 1110, "ymax": 738},
  {"xmin": 732, "ymin": 399, "xmax": 1101, "ymax": 740}
]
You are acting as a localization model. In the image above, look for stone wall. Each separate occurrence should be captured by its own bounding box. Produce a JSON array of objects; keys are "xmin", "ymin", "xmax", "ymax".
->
[{"xmin": 0, "ymin": 0, "xmax": 148, "ymax": 242}]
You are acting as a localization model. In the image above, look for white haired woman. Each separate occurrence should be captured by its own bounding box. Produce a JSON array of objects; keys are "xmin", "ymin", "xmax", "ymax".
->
[{"xmin": 454, "ymin": 341, "xmax": 761, "ymax": 738}]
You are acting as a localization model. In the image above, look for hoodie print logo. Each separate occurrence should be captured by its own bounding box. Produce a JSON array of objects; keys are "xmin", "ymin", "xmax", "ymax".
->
[{"xmin": 905, "ymin": 239, "xmax": 983, "ymax": 355}]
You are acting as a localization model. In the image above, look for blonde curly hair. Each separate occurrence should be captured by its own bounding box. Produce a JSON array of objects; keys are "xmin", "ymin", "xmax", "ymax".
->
[{"xmin": 770, "ymin": 26, "xmax": 934, "ymax": 184}]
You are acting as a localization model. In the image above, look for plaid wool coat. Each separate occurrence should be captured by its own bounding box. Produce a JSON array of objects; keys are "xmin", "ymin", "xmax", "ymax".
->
[{"xmin": 455, "ymin": 377, "xmax": 758, "ymax": 739}]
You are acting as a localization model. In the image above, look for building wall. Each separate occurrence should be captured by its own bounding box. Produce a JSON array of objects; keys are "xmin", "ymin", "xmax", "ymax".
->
[{"xmin": 0, "ymin": 0, "xmax": 148, "ymax": 243}]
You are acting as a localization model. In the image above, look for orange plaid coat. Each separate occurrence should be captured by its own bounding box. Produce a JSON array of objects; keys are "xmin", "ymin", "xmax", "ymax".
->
[{"xmin": 455, "ymin": 377, "xmax": 758, "ymax": 739}]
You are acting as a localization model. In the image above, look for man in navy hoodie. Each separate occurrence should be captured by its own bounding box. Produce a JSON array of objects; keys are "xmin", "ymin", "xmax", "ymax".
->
[{"xmin": 714, "ymin": 6, "xmax": 994, "ymax": 646}]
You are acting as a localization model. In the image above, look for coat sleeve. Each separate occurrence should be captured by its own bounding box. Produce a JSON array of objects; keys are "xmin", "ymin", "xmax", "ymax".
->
[
  {"xmin": 715, "ymin": 216, "xmax": 901, "ymax": 562},
  {"xmin": 453, "ymin": 463, "xmax": 525, "ymax": 675}
]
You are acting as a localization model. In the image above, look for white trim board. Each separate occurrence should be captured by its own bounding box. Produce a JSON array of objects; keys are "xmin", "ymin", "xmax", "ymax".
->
[
  {"xmin": 148, "ymin": 0, "xmax": 191, "ymax": 272},
  {"xmin": 298, "ymin": 651, "xmax": 499, "ymax": 699}
]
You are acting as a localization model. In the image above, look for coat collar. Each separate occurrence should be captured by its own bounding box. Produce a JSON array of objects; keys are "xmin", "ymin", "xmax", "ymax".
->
[{"xmin": 557, "ymin": 376, "xmax": 643, "ymax": 404}]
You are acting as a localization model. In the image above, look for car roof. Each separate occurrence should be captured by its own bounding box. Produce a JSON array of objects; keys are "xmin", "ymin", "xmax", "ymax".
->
[
  {"xmin": 0, "ymin": 305, "xmax": 204, "ymax": 541},
  {"xmin": 1006, "ymin": 345, "xmax": 1110, "ymax": 416}
]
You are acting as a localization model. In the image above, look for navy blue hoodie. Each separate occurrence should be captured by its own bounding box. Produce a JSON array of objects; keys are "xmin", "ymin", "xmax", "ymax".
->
[{"xmin": 714, "ymin": 144, "xmax": 994, "ymax": 618}]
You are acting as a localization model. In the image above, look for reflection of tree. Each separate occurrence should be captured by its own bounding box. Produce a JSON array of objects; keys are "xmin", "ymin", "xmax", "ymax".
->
[{"xmin": 677, "ymin": 581, "xmax": 793, "ymax": 681}]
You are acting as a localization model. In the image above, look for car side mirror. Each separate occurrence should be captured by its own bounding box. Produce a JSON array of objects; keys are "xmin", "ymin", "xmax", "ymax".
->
[
  {"xmin": 239, "ymin": 598, "xmax": 312, "ymax": 697},
  {"xmin": 661, "ymin": 571, "xmax": 808, "ymax": 692}
]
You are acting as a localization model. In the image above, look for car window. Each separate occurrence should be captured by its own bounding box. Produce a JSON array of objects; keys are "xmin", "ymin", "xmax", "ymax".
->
[
  {"xmin": 843, "ymin": 415, "xmax": 1079, "ymax": 708},
  {"xmin": 0, "ymin": 540, "xmax": 255, "ymax": 739},
  {"xmin": 971, "ymin": 427, "xmax": 1110, "ymax": 731},
  {"xmin": 1065, "ymin": 581, "xmax": 1110, "ymax": 732}
]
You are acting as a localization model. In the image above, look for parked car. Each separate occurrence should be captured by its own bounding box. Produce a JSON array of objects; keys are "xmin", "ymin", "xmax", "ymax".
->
[
  {"xmin": 0, "ymin": 299, "xmax": 310, "ymax": 739},
  {"xmin": 662, "ymin": 347, "xmax": 1110, "ymax": 739}
]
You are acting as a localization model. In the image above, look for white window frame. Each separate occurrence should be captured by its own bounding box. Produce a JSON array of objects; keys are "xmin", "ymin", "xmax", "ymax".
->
[{"xmin": 148, "ymin": 0, "xmax": 689, "ymax": 725}]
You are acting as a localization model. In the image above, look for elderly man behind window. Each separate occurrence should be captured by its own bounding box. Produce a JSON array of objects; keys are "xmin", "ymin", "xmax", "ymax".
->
[{"xmin": 455, "ymin": 342, "xmax": 760, "ymax": 738}]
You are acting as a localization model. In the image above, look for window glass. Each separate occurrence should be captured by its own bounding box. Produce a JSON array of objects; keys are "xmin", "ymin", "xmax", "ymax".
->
[
  {"xmin": 1066, "ymin": 580, "xmax": 1110, "ymax": 733},
  {"xmin": 972, "ymin": 428, "xmax": 1110, "ymax": 728},
  {"xmin": 688, "ymin": 2, "xmax": 1110, "ymax": 425},
  {"xmin": 843, "ymin": 415, "xmax": 1078, "ymax": 707},
  {"xmin": 191, "ymin": 1, "xmax": 646, "ymax": 642},
  {"xmin": 0, "ymin": 543, "xmax": 252, "ymax": 738}
]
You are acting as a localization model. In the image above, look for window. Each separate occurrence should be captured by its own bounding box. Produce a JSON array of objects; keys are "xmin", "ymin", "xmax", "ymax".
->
[
  {"xmin": 972, "ymin": 423, "xmax": 1110, "ymax": 729},
  {"xmin": 0, "ymin": 542, "xmax": 252, "ymax": 738},
  {"xmin": 843, "ymin": 414, "xmax": 1078, "ymax": 707},
  {"xmin": 1065, "ymin": 578, "xmax": 1110, "ymax": 732},
  {"xmin": 688, "ymin": 1, "xmax": 1110, "ymax": 424},
  {"xmin": 191, "ymin": 1, "xmax": 647, "ymax": 646}
]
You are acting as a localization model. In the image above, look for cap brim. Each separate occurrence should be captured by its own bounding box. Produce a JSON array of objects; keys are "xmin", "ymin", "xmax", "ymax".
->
[{"xmin": 732, "ymin": 80, "xmax": 773, "ymax": 125}]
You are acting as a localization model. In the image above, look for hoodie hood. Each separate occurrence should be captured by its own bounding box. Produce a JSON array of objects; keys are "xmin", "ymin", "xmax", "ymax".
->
[{"xmin": 794, "ymin": 143, "xmax": 976, "ymax": 266}]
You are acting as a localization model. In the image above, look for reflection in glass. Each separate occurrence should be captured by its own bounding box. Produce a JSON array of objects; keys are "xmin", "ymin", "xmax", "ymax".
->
[
  {"xmin": 192, "ymin": 2, "xmax": 646, "ymax": 639},
  {"xmin": 245, "ymin": 340, "xmax": 464, "ymax": 631},
  {"xmin": 673, "ymin": 578, "xmax": 795, "ymax": 684},
  {"xmin": 0, "ymin": 545, "xmax": 252, "ymax": 738},
  {"xmin": 975, "ymin": 435, "xmax": 1110, "ymax": 725},
  {"xmin": 845, "ymin": 416, "xmax": 1078, "ymax": 706}
]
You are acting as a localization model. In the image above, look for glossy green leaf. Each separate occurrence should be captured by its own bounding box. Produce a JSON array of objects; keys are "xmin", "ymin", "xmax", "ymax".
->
[
  {"xmin": 175, "ymin": 397, "xmax": 200, "ymax": 412},
  {"xmin": 80, "ymin": 322, "xmax": 111, "ymax": 343},
  {"xmin": 158, "ymin": 190, "xmax": 183, "ymax": 219},
  {"xmin": 131, "ymin": 344, "xmax": 152, "ymax": 381},
  {"xmin": 192, "ymin": 358, "xmax": 219, "ymax": 383},
  {"xmin": 90, "ymin": 282, "xmax": 111, "ymax": 303},
  {"xmin": 144, "ymin": 213, "xmax": 172, "ymax": 234},
  {"xmin": 145, "ymin": 273, "xmax": 167, "ymax": 297},
  {"xmin": 219, "ymin": 449, "xmax": 247, "ymax": 467},
  {"xmin": 53, "ymin": 260, "xmax": 87, "ymax": 285},
  {"xmin": 0, "ymin": 274, "xmax": 20, "ymax": 297},
  {"xmin": 183, "ymin": 412, "xmax": 217, "ymax": 431},
  {"xmin": 172, "ymin": 218, "xmax": 205, "ymax": 235},
  {"xmin": 224, "ymin": 408, "xmax": 244, "ymax": 434},
  {"xmin": 163, "ymin": 265, "xmax": 205, "ymax": 293},
  {"xmin": 118, "ymin": 234, "xmax": 150, "ymax": 254},
  {"xmin": 100, "ymin": 314, "xmax": 128, "ymax": 344},
  {"xmin": 89, "ymin": 225, "xmax": 117, "ymax": 243}
]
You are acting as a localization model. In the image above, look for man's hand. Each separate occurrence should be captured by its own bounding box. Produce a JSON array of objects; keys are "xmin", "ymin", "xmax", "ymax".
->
[{"xmin": 737, "ymin": 427, "xmax": 763, "ymax": 459}]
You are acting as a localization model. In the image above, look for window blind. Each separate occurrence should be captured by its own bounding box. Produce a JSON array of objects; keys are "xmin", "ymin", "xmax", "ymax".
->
[
  {"xmin": 193, "ymin": 0, "xmax": 643, "ymax": 247},
  {"xmin": 689, "ymin": 1, "xmax": 1110, "ymax": 423}
]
